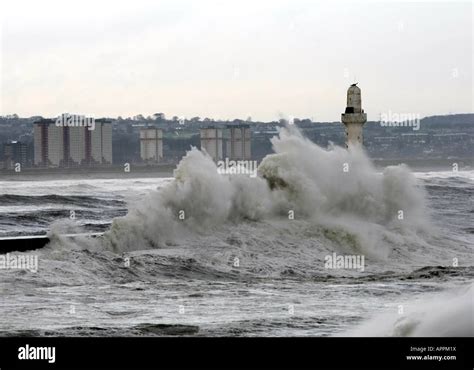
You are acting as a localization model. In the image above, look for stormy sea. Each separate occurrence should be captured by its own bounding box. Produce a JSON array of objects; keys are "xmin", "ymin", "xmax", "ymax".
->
[{"xmin": 0, "ymin": 128, "xmax": 473, "ymax": 337}]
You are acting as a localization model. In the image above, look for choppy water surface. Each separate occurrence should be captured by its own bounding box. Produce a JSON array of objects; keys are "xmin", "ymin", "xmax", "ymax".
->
[{"xmin": 1, "ymin": 133, "xmax": 472, "ymax": 337}]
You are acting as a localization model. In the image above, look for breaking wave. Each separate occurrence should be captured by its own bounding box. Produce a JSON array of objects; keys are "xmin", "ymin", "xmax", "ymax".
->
[{"xmin": 101, "ymin": 127, "xmax": 431, "ymax": 263}]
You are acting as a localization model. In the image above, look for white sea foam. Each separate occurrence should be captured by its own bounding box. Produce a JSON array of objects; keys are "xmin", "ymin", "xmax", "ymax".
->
[
  {"xmin": 414, "ymin": 170, "xmax": 474, "ymax": 181},
  {"xmin": 103, "ymin": 127, "xmax": 430, "ymax": 258},
  {"xmin": 342, "ymin": 284, "xmax": 474, "ymax": 337}
]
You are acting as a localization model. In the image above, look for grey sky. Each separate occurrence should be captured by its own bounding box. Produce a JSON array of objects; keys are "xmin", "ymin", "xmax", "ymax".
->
[{"xmin": 0, "ymin": 0, "xmax": 472, "ymax": 121}]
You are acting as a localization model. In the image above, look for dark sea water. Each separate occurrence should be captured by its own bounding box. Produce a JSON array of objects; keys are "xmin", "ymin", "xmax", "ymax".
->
[{"xmin": 0, "ymin": 164, "xmax": 472, "ymax": 336}]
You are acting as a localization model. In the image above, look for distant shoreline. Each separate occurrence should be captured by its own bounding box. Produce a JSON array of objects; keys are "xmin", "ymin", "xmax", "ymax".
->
[
  {"xmin": 372, "ymin": 158, "xmax": 474, "ymax": 172},
  {"xmin": 0, "ymin": 164, "xmax": 176, "ymax": 181},
  {"xmin": 0, "ymin": 158, "xmax": 472, "ymax": 181}
]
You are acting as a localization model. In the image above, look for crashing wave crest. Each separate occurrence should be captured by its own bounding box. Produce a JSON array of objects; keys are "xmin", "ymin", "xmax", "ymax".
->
[{"xmin": 102, "ymin": 127, "xmax": 429, "ymax": 257}]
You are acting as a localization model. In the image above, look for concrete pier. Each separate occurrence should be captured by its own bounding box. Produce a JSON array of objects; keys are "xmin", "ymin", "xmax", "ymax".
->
[{"xmin": 0, "ymin": 233, "xmax": 103, "ymax": 254}]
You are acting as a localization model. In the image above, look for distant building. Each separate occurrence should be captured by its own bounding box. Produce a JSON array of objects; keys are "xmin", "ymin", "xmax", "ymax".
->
[
  {"xmin": 140, "ymin": 128, "xmax": 163, "ymax": 162},
  {"xmin": 400, "ymin": 133, "xmax": 429, "ymax": 144},
  {"xmin": 2, "ymin": 141, "xmax": 27, "ymax": 169},
  {"xmin": 90, "ymin": 121, "xmax": 112, "ymax": 165},
  {"xmin": 200, "ymin": 127, "xmax": 224, "ymax": 162},
  {"xmin": 226, "ymin": 124, "xmax": 251, "ymax": 160},
  {"xmin": 34, "ymin": 121, "xmax": 63, "ymax": 167},
  {"xmin": 33, "ymin": 118, "xmax": 112, "ymax": 167}
]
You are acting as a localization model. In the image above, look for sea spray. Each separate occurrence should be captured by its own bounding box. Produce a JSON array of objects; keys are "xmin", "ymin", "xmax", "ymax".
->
[
  {"xmin": 340, "ymin": 284, "xmax": 474, "ymax": 337},
  {"xmin": 102, "ymin": 126, "xmax": 429, "ymax": 257}
]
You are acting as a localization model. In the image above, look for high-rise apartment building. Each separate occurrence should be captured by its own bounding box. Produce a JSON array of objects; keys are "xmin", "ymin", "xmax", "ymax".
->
[
  {"xmin": 33, "ymin": 118, "xmax": 112, "ymax": 167},
  {"xmin": 2, "ymin": 141, "xmax": 27, "ymax": 169},
  {"xmin": 140, "ymin": 128, "xmax": 163, "ymax": 162},
  {"xmin": 226, "ymin": 124, "xmax": 251, "ymax": 160},
  {"xmin": 200, "ymin": 127, "xmax": 224, "ymax": 162}
]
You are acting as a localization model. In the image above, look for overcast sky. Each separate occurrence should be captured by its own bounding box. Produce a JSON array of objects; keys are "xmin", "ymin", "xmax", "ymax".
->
[{"xmin": 0, "ymin": 0, "xmax": 472, "ymax": 121}]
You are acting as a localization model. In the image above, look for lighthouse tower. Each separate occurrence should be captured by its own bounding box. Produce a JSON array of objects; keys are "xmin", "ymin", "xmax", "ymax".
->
[{"xmin": 341, "ymin": 84, "xmax": 367, "ymax": 147}]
